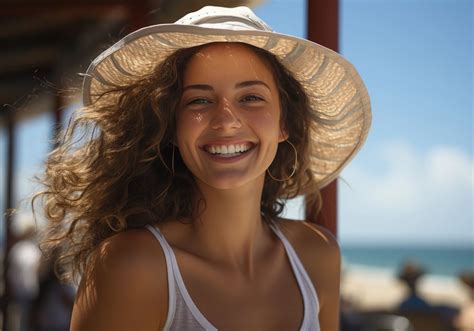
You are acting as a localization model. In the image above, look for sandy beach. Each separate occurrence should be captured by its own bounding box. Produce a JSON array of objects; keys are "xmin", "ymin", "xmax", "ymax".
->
[{"xmin": 341, "ymin": 263, "xmax": 471, "ymax": 311}]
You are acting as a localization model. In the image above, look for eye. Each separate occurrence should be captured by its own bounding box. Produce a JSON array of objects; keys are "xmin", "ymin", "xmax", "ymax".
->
[
  {"xmin": 187, "ymin": 98, "xmax": 212, "ymax": 105},
  {"xmin": 241, "ymin": 94, "xmax": 264, "ymax": 102}
]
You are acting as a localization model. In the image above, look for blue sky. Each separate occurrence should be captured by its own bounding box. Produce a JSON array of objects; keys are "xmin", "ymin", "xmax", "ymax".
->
[
  {"xmin": 338, "ymin": 0, "xmax": 472, "ymax": 246},
  {"xmin": 255, "ymin": 0, "xmax": 473, "ymax": 245},
  {"xmin": 1, "ymin": 0, "xmax": 472, "ymax": 246}
]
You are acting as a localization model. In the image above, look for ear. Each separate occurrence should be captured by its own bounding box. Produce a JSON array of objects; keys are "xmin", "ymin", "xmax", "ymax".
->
[{"xmin": 278, "ymin": 127, "xmax": 289, "ymax": 143}]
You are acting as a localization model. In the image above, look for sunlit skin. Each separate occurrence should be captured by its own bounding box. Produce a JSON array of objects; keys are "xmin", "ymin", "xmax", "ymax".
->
[
  {"xmin": 176, "ymin": 42, "xmax": 288, "ymax": 191},
  {"xmin": 70, "ymin": 42, "xmax": 341, "ymax": 331},
  {"xmin": 172, "ymin": 43, "xmax": 289, "ymax": 273}
]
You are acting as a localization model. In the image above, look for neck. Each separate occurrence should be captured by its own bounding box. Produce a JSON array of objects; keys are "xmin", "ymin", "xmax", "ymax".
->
[{"xmin": 189, "ymin": 175, "xmax": 272, "ymax": 275}]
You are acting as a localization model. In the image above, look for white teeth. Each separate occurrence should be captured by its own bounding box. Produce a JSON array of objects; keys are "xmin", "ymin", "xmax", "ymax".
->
[{"xmin": 205, "ymin": 143, "xmax": 252, "ymax": 155}]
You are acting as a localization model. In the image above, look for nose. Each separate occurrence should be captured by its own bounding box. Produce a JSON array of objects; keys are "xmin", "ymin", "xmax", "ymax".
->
[{"xmin": 210, "ymin": 98, "xmax": 242, "ymax": 131}]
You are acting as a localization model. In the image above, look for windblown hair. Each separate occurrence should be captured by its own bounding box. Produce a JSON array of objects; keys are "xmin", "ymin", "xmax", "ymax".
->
[{"xmin": 32, "ymin": 43, "xmax": 322, "ymax": 283}]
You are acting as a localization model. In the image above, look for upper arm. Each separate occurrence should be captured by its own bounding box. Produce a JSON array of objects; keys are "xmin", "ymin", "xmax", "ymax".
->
[
  {"xmin": 282, "ymin": 220, "xmax": 341, "ymax": 331},
  {"xmin": 70, "ymin": 229, "xmax": 168, "ymax": 331},
  {"xmin": 305, "ymin": 223, "xmax": 341, "ymax": 331}
]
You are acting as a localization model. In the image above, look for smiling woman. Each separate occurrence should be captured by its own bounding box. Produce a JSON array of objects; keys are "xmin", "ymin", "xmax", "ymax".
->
[
  {"xmin": 176, "ymin": 43, "xmax": 287, "ymax": 190},
  {"xmin": 32, "ymin": 6, "xmax": 371, "ymax": 331}
]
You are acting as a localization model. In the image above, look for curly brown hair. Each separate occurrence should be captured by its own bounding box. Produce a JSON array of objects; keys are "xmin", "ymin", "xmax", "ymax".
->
[{"xmin": 32, "ymin": 42, "xmax": 322, "ymax": 283}]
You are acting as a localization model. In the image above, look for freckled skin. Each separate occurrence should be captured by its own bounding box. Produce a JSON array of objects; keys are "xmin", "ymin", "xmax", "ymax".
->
[{"xmin": 176, "ymin": 43, "xmax": 288, "ymax": 190}]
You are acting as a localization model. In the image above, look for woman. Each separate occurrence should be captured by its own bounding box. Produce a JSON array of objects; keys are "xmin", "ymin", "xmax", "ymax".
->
[{"xmin": 34, "ymin": 6, "xmax": 371, "ymax": 331}]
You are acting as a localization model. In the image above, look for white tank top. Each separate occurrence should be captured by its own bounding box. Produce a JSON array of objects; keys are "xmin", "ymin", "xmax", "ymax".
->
[{"xmin": 146, "ymin": 221, "xmax": 320, "ymax": 331}]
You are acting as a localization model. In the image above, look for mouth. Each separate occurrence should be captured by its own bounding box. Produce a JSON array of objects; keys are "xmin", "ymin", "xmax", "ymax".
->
[{"xmin": 201, "ymin": 142, "xmax": 257, "ymax": 158}]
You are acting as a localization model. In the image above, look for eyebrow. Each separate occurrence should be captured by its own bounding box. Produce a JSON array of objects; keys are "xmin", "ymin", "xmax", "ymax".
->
[
  {"xmin": 235, "ymin": 80, "xmax": 271, "ymax": 90},
  {"xmin": 183, "ymin": 80, "xmax": 271, "ymax": 92}
]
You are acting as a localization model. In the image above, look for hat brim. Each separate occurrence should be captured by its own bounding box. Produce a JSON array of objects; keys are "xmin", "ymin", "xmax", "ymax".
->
[{"xmin": 82, "ymin": 24, "xmax": 371, "ymax": 190}]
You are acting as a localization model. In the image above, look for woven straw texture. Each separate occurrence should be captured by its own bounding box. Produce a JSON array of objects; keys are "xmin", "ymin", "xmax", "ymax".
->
[{"xmin": 82, "ymin": 7, "xmax": 371, "ymax": 190}]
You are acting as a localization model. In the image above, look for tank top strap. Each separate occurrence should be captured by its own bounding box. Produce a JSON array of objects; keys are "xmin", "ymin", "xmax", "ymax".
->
[
  {"xmin": 145, "ymin": 224, "xmax": 177, "ymax": 330},
  {"xmin": 268, "ymin": 221, "xmax": 320, "ymax": 329},
  {"xmin": 146, "ymin": 224, "xmax": 216, "ymax": 331},
  {"xmin": 146, "ymin": 222, "xmax": 319, "ymax": 331}
]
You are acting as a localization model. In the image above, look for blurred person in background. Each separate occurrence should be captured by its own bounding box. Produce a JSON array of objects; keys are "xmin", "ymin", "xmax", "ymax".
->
[
  {"xmin": 397, "ymin": 259, "xmax": 459, "ymax": 330},
  {"xmin": 397, "ymin": 260, "xmax": 432, "ymax": 312},
  {"xmin": 454, "ymin": 271, "xmax": 474, "ymax": 331},
  {"xmin": 7, "ymin": 215, "xmax": 41, "ymax": 331},
  {"xmin": 32, "ymin": 5, "xmax": 371, "ymax": 331},
  {"xmin": 30, "ymin": 247, "xmax": 76, "ymax": 331}
]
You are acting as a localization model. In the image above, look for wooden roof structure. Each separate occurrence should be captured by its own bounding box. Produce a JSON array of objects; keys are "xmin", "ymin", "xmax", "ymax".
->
[{"xmin": 0, "ymin": 0, "xmax": 262, "ymax": 117}]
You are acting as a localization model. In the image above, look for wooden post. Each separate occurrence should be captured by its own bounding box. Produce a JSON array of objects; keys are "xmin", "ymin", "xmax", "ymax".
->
[
  {"xmin": 305, "ymin": 0, "xmax": 339, "ymax": 237},
  {"xmin": 2, "ymin": 110, "xmax": 15, "ymax": 331}
]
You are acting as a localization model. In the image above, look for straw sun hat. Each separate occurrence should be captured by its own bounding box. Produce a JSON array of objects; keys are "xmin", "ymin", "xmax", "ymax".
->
[{"xmin": 82, "ymin": 6, "xmax": 371, "ymax": 189}]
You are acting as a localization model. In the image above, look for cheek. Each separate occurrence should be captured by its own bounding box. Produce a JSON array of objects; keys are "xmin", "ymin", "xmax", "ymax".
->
[
  {"xmin": 176, "ymin": 111, "xmax": 207, "ymax": 142},
  {"xmin": 246, "ymin": 110, "xmax": 282, "ymax": 139}
]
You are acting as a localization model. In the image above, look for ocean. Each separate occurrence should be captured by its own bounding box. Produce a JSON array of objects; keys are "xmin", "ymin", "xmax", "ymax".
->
[{"xmin": 340, "ymin": 244, "xmax": 474, "ymax": 277}]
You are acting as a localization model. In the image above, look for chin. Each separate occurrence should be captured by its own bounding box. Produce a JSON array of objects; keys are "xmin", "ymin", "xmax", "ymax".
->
[{"xmin": 198, "ymin": 173, "xmax": 264, "ymax": 191}]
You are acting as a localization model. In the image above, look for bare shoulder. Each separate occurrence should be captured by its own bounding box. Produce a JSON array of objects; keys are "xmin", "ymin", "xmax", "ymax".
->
[
  {"xmin": 70, "ymin": 227, "xmax": 168, "ymax": 331},
  {"xmin": 92, "ymin": 228, "xmax": 166, "ymax": 273},
  {"xmin": 276, "ymin": 218, "xmax": 341, "ymax": 259},
  {"xmin": 275, "ymin": 218, "xmax": 341, "ymax": 308}
]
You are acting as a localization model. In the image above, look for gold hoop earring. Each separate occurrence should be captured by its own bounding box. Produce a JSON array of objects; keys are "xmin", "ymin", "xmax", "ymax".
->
[{"xmin": 267, "ymin": 140, "xmax": 297, "ymax": 182}]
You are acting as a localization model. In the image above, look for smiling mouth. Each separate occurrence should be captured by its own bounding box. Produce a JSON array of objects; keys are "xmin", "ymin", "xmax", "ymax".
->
[{"xmin": 202, "ymin": 142, "xmax": 256, "ymax": 158}]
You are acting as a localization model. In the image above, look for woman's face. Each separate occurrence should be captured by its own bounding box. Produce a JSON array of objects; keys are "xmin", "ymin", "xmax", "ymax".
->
[{"xmin": 176, "ymin": 43, "xmax": 287, "ymax": 190}]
